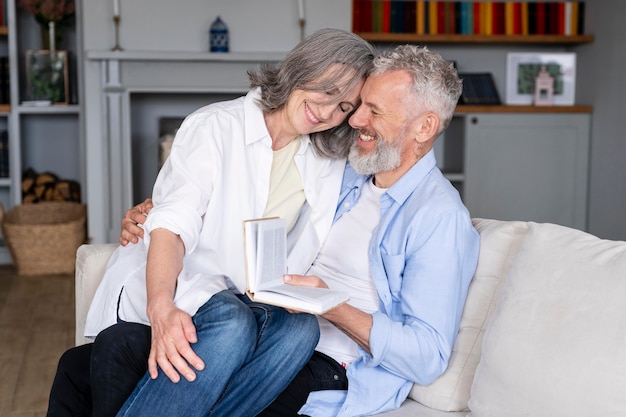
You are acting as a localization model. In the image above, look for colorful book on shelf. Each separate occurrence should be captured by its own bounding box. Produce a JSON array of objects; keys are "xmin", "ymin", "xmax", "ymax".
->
[
  {"xmin": 404, "ymin": 1, "xmax": 416, "ymax": 34},
  {"xmin": 428, "ymin": 1, "xmax": 438, "ymax": 34},
  {"xmin": 353, "ymin": 0, "xmax": 362, "ymax": 32},
  {"xmin": 382, "ymin": 0, "xmax": 392, "ymax": 32},
  {"xmin": 416, "ymin": 1, "xmax": 426, "ymax": 34}
]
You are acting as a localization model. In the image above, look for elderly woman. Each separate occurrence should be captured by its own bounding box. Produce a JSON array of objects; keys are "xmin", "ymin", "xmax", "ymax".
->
[{"xmin": 46, "ymin": 28, "xmax": 375, "ymax": 417}]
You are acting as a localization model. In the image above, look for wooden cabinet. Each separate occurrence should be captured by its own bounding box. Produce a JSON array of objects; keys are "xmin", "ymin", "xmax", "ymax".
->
[{"xmin": 437, "ymin": 109, "xmax": 591, "ymax": 230}]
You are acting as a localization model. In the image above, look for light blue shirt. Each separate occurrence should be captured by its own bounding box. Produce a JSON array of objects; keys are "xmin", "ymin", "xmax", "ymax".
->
[{"xmin": 300, "ymin": 150, "xmax": 480, "ymax": 417}]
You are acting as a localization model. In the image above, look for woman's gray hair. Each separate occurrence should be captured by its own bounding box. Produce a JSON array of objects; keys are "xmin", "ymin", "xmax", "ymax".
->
[
  {"xmin": 248, "ymin": 28, "xmax": 375, "ymax": 158},
  {"xmin": 372, "ymin": 45, "xmax": 462, "ymax": 136}
]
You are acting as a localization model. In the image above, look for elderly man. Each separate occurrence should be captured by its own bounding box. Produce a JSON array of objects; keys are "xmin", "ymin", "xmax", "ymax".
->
[
  {"xmin": 264, "ymin": 44, "xmax": 479, "ymax": 416},
  {"xmin": 49, "ymin": 44, "xmax": 479, "ymax": 417}
]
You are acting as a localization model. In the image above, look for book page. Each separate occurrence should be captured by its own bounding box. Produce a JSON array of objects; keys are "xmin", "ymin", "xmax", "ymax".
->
[
  {"xmin": 243, "ymin": 217, "xmax": 349, "ymax": 314},
  {"xmin": 255, "ymin": 218, "xmax": 287, "ymax": 290}
]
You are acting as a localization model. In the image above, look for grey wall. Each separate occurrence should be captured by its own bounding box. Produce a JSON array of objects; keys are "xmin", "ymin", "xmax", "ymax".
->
[{"xmin": 79, "ymin": 0, "xmax": 626, "ymax": 241}]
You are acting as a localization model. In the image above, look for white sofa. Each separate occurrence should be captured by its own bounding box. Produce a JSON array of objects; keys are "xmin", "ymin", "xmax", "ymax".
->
[{"xmin": 75, "ymin": 218, "xmax": 626, "ymax": 417}]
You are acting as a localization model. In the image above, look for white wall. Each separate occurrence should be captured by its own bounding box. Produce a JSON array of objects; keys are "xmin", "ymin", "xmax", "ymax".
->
[{"xmin": 83, "ymin": 0, "xmax": 352, "ymax": 52}]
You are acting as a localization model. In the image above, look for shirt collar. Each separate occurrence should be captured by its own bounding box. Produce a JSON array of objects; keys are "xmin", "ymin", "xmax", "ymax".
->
[
  {"xmin": 384, "ymin": 149, "xmax": 436, "ymax": 205},
  {"xmin": 344, "ymin": 149, "xmax": 437, "ymax": 203}
]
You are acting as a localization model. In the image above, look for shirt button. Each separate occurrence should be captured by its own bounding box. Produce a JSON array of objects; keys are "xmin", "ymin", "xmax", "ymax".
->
[{"xmin": 333, "ymin": 374, "xmax": 339, "ymax": 380}]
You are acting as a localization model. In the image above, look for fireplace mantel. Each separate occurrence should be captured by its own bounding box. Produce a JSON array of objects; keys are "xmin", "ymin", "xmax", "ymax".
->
[{"xmin": 83, "ymin": 50, "xmax": 284, "ymax": 243}]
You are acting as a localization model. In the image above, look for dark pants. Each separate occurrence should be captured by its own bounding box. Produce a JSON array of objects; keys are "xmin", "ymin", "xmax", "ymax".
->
[
  {"xmin": 46, "ymin": 324, "xmax": 348, "ymax": 417},
  {"xmin": 47, "ymin": 322, "xmax": 151, "ymax": 417}
]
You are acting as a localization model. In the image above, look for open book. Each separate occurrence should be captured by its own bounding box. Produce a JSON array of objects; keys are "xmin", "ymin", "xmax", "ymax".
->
[{"xmin": 243, "ymin": 217, "xmax": 349, "ymax": 314}]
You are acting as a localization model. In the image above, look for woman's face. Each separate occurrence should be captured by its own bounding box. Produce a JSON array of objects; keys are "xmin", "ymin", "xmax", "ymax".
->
[{"xmin": 284, "ymin": 68, "xmax": 365, "ymax": 135}]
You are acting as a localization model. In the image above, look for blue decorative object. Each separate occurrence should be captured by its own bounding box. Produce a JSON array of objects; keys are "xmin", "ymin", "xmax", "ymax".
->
[{"xmin": 210, "ymin": 16, "xmax": 229, "ymax": 53}]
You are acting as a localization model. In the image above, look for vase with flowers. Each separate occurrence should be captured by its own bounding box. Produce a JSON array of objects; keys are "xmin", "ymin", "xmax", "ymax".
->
[{"xmin": 18, "ymin": 0, "xmax": 75, "ymax": 50}]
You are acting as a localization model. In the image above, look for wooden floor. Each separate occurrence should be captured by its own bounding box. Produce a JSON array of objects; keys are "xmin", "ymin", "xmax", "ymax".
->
[{"xmin": 0, "ymin": 266, "xmax": 74, "ymax": 417}]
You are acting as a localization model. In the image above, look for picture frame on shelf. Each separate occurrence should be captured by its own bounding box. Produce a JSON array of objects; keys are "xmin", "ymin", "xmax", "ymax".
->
[
  {"xmin": 505, "ymin": 52, "xmax": 576, "ymax": 105},
  {"xmin": 25, "ymin": 50, "xmax": 69, "ymax": 105}
]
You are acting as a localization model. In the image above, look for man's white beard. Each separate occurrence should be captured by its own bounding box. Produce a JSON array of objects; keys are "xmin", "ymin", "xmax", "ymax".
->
[{"xmin": 348, "ymin": 136, "xmax": 403, "ymax": 176}]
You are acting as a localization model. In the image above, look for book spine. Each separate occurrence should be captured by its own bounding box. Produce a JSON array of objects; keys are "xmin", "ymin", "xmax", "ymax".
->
[
  {"xmin": 493, "ymin": 2, "xmax": 504, "ymax": 35},
  {"xmin": 549, "ymin": 1, "xmax": 559, "ymax": 34},
  {"xmin": 577, "ymin": 2, "xmax": 585, "ymax": 34},
  {"xmin": 564, "ymin": 1, "xmax": 572, "ymax": 35},
  {"xmin": 437, "ymin": 1, "xmax": 446, "ymax": 34},
  {"xmin": 372, "ymin": 0, "xmax": 383, "ymax": 32},
  {"xmin": 484, "ymin": 2, "xmax": 493, "ymax": 35},
  {"xmin": 352, "ymin": 0, "xmax": 361, "ymax": 32},
  {"xmin": 512, "ymin": 2, "xmax": 521, "ymax": 35},
  {"xmin": 428, "ymin": 1, "xmax": 438, "ymax": 34},
  {"xmin": 455, "ymin": 1, "xmax": 462, "ymax": 34},
  {"xmin": 558, "ymin": 2, "xmax": 566, "ymax": 35},
  {"xmin": 405, "ymin": 1, "xmax": 416, "ymax": 33},
  {"xmin": 536, "ymin": 2, "xmax": 545, "ymax": 35},
  {"xmin": 505, "ymin": 2, "xmax": 514, "ymax": 35},
  {"xmin": 417, "ymin": 1, "xmax": 426, "ymax": 34},
  {"xmin": 464, "ymin": 2, "xmax": 474, "ymax": 35},
  {"xmin": 361, "ymin": 0, "xmax": 373, "ymax": 32},
  {"xmin": 528, "ymin": 2, "xmax": 537, "ymax": 34},
  {"xmin": 521, "ymin": 1, "xmax": 529, "ymax": 35},
  {"xmin": 570, "ymin": 1, "xmax": 578, "ymax": 35},
  {"xmin": 473, "ymin": 1, "xmax": 481, "ymax": 34},
  {"xmin": 382, "ymin": 0, "xmax": 391, "ymax": 33}
]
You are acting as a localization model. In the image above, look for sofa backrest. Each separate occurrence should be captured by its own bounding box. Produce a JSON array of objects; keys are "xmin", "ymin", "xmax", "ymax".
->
[{"xmin": 409, "ymin": 218, "xmax": 530, "ymax": 412}]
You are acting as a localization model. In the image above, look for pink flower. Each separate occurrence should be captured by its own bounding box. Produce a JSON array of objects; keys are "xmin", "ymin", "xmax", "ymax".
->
[{"xmin": 18, "ymin": 0, "xmax": 75, "ymax": 24}]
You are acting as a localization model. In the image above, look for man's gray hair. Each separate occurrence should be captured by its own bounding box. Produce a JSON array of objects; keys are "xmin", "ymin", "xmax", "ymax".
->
[
  {"xmin": 249, "ymin": 28, "xmax": 375, "ymax": 158},
  {"xmin": 372, "ymin": 45, "xmax": 462, "ymax": 135}
]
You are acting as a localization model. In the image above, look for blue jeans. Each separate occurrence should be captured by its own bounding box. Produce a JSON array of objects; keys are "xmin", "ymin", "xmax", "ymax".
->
[{"xmin": 115, "ymin": 290, "xmax": 319, "ymax": 417}]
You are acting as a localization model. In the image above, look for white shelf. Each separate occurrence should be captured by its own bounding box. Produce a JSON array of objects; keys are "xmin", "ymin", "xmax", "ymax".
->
[{"xmin": 17, "ymin": 104, "xmax": 81, "ymax": 115}]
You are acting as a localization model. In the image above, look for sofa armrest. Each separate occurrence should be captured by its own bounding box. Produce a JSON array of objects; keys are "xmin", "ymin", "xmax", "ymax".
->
[{"xmin": 74, "ymin": 243, "xmax": 118, "ymax": 346}]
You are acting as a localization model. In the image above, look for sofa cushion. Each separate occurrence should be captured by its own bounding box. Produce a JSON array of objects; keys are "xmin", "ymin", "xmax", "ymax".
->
[
  {"xmin": 468, "ymin": 222, "xmax": 626, "ymax": 417},
  {"xmin": 409, "ymin": 219, "xmax": 529, "ymax": 411}
]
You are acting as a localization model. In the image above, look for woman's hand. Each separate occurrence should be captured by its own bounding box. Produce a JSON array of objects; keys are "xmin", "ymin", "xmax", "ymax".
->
[
  {"xmin": 147, "ymin": 299, "xmax": 205, "ymax": 383},
  {"xmin": 120, "ymin": 198, "xmax": 154, "ymax": 245}
]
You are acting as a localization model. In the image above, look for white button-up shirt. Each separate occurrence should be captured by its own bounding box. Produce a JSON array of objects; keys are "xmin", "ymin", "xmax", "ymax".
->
[{"xmin": 85, "ymin": 88, "xmax": 346, "ymax": 337}]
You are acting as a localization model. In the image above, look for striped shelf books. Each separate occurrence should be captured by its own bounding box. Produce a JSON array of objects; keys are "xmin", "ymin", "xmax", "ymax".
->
[{"xmin": 352, "ymin": 1, "xmax": 586, "ymax": 36}]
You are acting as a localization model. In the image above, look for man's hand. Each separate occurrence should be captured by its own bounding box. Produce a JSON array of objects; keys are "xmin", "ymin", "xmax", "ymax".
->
[
  {"xmin": 147, "ymin": 299, "xmax": 205, "ymax": 383},
  {"xmin": 283, "ymin": 274, "xmax": 329, "ymax": 289},
  {"xmin": 284, "ymin": 273, "xmax": 373, "ymax": 353},
  {"xmin": 120, "ymin": 198, "xmax": 154, "ymax": 245}
]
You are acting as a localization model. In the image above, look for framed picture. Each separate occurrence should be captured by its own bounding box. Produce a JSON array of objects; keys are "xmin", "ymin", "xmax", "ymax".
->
[
  {"xmin": 505, "ymin": 52, "xmax": 576, "ymax": 105},
  {"xmin": 25, "ymin": 50, "xmax": 69, "ymax": 104}
]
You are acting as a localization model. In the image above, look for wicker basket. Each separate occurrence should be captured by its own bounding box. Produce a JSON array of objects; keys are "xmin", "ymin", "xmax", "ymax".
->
[{"xmin": 0, "ymin": 202, "xmax": 86, "ymax": 275}]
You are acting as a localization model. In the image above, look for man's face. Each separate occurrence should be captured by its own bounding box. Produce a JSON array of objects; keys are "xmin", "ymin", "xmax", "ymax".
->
[{"xmin": 348, "ymin": 70, "xmax": 416, "ymax": 178}]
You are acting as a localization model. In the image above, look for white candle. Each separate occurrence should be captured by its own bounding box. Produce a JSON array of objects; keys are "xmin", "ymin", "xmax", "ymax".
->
[
  {"xmin": 49, "ymin": 21, "xmax": 56, "ymax": 53},
  {"xmin": 298, "ymin": 0, "xmax": 304, "ymax": 20},
  {"xmin": 113, "ymin": 0, "xmax": 120, "ymax": 17}
]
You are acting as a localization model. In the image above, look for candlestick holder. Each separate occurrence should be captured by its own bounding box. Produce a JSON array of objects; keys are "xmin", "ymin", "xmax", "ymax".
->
[
  {"xmin": 112, "ymin": 15, "xmax": 123, "ymax": 51},
  {"xmin": 299, "ymin": 18, "xmax": 305, "ymax": 42}
]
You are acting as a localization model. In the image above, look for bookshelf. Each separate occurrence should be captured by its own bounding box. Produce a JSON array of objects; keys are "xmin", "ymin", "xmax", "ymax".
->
[{"xmin": 357, "ymin": 33, "xmax": 594, "ymax": 44}]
